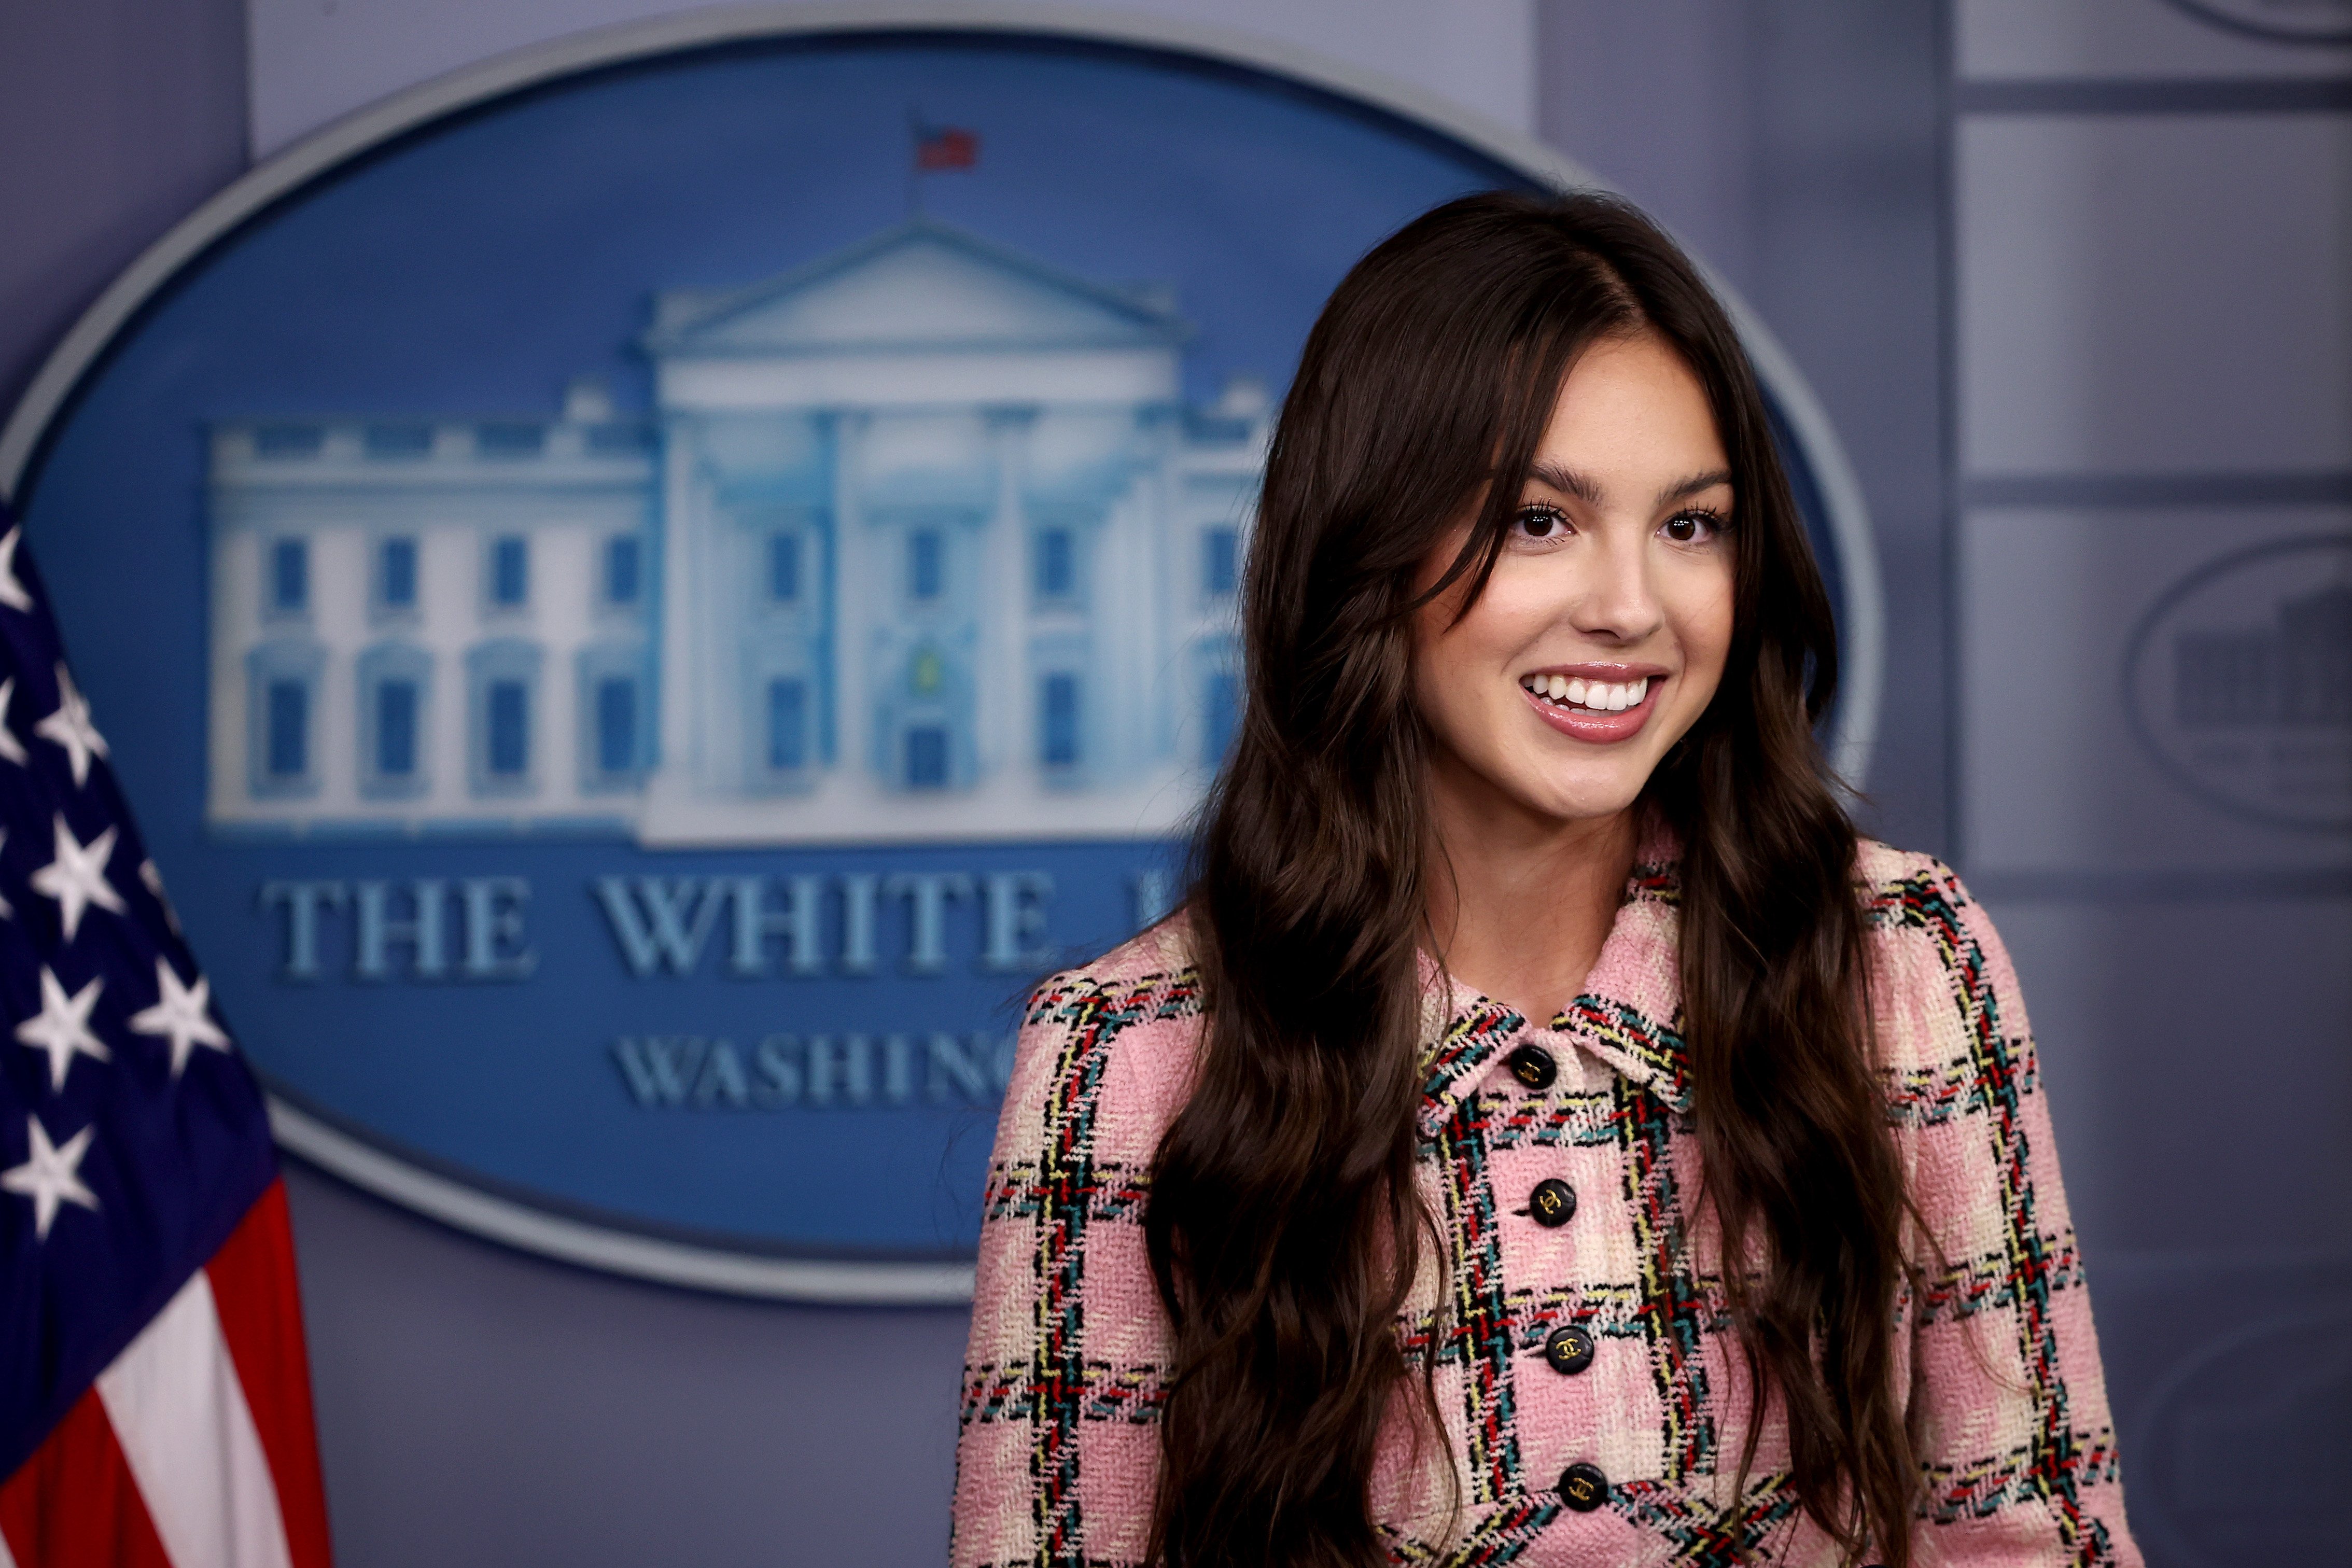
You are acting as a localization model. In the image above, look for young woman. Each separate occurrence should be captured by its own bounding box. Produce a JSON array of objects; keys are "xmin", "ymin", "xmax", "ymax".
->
[{"xmin": 952, "ymin": 191, "xmax": 2139, "ymax": 1568}]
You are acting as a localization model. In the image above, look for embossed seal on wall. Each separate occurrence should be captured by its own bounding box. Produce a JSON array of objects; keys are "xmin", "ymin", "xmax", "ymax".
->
[
  {"xmin": 2124, "ymin": 535, "xmax": 2352, "ymax": 831},
  {"xmin": 2164, "ymin": 0, "xmax": 2352, "ymax": 45}
]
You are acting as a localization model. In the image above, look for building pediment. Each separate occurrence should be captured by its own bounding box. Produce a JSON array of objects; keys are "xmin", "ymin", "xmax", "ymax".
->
[{"xmin": 645, "ymin": 219, "xmax": 1191, "ymax": 359}]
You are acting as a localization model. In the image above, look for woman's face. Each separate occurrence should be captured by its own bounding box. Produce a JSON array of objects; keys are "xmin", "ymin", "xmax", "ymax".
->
[{"xmin": 1413, "ymin": 332, "xmax": 1737, "ymax": 830}]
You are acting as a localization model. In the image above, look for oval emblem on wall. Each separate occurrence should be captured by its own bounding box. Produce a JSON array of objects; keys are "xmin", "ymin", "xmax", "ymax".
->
[
  {"xmin": 2124, "ymin": 535, "xmax": 2352, "ymax": 832},
  {"xmin": 2163, "ymin": 0, "xmax": 2352, "ymax": 44},
  {"xmin": 0, "ymin": 9, "xmax": 1879, "ymax": 1298}
]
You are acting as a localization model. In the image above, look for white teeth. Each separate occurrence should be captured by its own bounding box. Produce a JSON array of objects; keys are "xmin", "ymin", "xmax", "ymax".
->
[{"xmin": 1524, "ymin": 674, "xmax": 1653, "ymax": 711}]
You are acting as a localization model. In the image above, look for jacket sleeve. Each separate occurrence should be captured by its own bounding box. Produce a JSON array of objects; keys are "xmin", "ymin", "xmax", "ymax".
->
[
  {"xmin": 950, "ymin": 965, "xmax": 1183, "ymax": 1568},
  {"xmin": 1879, "ymin": 859, "xmax": 2142, "ymax": 1567}
]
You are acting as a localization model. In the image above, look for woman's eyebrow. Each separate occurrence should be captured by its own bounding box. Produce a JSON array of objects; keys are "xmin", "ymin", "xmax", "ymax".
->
[
  {"xmin": 1657, "ymin": 468, "xmax": 1733, "ymax": 508},
  {"xmin": 1524, "ymin": 460, "xmax": 1603, "ymax": 505},
  {"xmin": 1523, "ymin": 463, "xmax": 1733, "ymax": 509}
]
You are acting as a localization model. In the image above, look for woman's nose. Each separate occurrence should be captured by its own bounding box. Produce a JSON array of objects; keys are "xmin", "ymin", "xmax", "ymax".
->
[{"xmin": 1569, "ymin": 534, "xmax": 1663, "ymax": 643}]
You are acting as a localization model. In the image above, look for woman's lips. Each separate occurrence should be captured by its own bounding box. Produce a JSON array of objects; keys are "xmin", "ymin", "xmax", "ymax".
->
[{"xmin": 1518, "ymin": 673, "xmax": 1661, "ymax": 744}]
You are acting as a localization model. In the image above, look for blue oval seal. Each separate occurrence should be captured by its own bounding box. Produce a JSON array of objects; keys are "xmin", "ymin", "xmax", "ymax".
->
[{"xmin": 0, "ymin": 10, "xmax": 1878, "ymax": 1297}]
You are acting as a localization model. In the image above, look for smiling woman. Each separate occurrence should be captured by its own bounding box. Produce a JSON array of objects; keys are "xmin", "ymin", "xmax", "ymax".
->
[
  {"xmin": 953, "ymin": 192, "xmax": 2141, "ymax": 1568},
  {"xmin": 1413, "ymin": 332, "xmax": 1738, "ymax": 974}
]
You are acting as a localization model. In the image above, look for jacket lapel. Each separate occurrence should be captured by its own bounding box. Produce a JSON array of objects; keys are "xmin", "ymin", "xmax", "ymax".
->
[
  {"xmin": 1414, "ymin": 984, "xmax": 1529, "ymax": 1140},
  {"xmin": 1551, "ymin": 859, "xmax": 1691, "ymax": 1113},
  {"xmin": 1415, "ymin": 845, "xmax": 1693, "ymax": 1133}
]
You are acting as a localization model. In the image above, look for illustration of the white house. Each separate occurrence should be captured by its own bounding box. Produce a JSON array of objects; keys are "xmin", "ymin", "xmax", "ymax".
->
[{"xmin": 205, "ymin": 219, "xmax": 1266, "ymax": 843}]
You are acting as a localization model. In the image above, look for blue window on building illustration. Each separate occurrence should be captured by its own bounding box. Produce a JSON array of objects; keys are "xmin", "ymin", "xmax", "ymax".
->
[
  {"xmin": 380, "ymin": 537, "xmax": 417, "ymax": 609},
  {"xmin": 466, "ymin": 639, "xmax": 540, "ymax": 795},
  {"xmin": 767, "ymin": 533, "xmax": 801, "ymax": 604},
  {"xmin": 1037, "ymin": 529, "xmax": 1074, "ymax": 598},
  {"xmin": 1206, "ymin": 670, "xmax": 1240, "ymax": 765},
  {"xmin": 246, "ymin": 640, "xmax": 323, "ymax": 798},
  {"xmin": 487, "ymin": 682, "xmax": 528, "ymax": 775},
  {"xmin": 906, "ymin": 725, "xmax": 949, "ymax": 789},
  {"xmin": 358, "ymin": 642, "xmax": 431, "ymax": 797},
  {"xmin": 491, "ymin": 536, "xmax": 529, "ymax": 607},
  {"xmin": 909, "ymin": 529, "xmax": 943, "ymax": 600},
  {"xmin": 575, "ymin": 642, "xmax": 647, "ymax": 791},
  {"xmin": 606, "ymin": 536, "xmax": 640, "ymax": 606},
  {"xmin": 1203, "ymin": 527, "xmax": 1239, "ymax": 597},
  {"xmin": 767, "ymin": 678, "xmax": 807, "ymax": 770},
  {"xmin": 267, "ymin": 681, "xmax": 307, "ymax": 776},
  {"xmin": 1041, "ymin": 674, "xmax": 1081, "ymax": 769},
  {"xmin": 376, "ymin": 681, "xmax": 417, "ymax": 776},
  {"xmin": 270, "ymin": 539, "xmax": 307, "ymax": 613},
  {"xmin": 596, "ymin": 678, "xmax": 636, "ymax": 774}
]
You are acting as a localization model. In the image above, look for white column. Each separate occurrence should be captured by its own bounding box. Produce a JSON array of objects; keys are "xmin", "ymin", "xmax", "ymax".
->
[
  {"xmin": 978, "ymin": 407, "xmax": 1033, "ymax": 791},
  {"xmin": 830, "ymin": 410, "xmax": 871, "ymax": 791}
]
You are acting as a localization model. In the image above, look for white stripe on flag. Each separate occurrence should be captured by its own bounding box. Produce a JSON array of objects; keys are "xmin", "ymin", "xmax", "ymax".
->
[
  {"xmin": 0, "ymin": 1505, "xmax": 17, "ymax": 1568},
  {"xmin": 95, "ymin": 1269, "xmax": 296, "ymax": 1568}
]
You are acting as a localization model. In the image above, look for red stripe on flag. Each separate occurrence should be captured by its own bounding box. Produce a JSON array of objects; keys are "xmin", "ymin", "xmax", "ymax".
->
[
  {"xmin": 204, "ymin": 1180, "xmax": 333, "ymax": 1568},
  {"xmin": 0, "ymin": 1388, "xmax": 175, "ymax": 1568}
]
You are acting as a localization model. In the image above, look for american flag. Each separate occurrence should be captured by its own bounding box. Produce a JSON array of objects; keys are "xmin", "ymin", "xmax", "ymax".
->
[
  {"xmin": 0, "ymin": 506, "xmax": 332, "ymax": 1567},
  {"xmin": 915, "ymin": 124, "xmax": 979, "ymax": 172}
]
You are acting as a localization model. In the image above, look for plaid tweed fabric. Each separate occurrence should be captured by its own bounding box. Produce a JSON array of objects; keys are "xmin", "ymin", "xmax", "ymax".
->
[{"xmin": 953, "ymin": 841, "xmax": 2140, "ymax": 1566}]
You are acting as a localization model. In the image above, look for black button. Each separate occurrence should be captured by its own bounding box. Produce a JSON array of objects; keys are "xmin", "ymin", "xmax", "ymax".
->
[
  {"xmin": 1529, "ymin": 1178, "xmax": 1577, "ymax": 1227},
  {"xmin": 1559, "ymin": 1462, "xmax": 1608, "ymax": 1511},
  {"xmin": 1543, "ymin": 1324, "xmax": 1595, "ymax": 1375},
  {"xmin": 1505, "ymin": 1044, "xmax": 1556, "ymax": 1090}
]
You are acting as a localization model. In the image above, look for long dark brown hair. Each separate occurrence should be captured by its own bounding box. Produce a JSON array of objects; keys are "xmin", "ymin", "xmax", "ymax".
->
[{"xmin": 1144, "ymin": 191, "xmax": 1916, "ymax": 1566}]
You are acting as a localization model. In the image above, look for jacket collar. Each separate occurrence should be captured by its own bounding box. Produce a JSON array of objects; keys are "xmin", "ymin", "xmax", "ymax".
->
[{"xmin": 1415, "ymin": 829, "xmax": 1691, "ymax": 1140}]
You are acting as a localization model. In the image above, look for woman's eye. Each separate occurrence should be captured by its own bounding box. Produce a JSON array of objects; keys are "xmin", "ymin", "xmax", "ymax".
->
[
  {"xmin": 1661, "ymin": 509, "xmax": 1725, "ymax": 544},
  {"xmin": 1515, "ymin": 505, "xmax": 1569, "ymax": 539}
]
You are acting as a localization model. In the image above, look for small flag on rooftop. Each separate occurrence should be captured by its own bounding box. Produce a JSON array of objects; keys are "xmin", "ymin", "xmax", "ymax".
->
[
  {"xmin": 0, "ymin": 501, "xmax": 333, "ymax": 1567},
  {"xmin": 915, "ymin": 124, "xmax": 979, "ymax": 172}
]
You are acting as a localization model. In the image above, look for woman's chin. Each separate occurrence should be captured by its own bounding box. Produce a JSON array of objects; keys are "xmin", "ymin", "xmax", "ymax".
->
[{"xmin": 1510, "ymin": 774, "xmax": 1649, "ymax": 830}]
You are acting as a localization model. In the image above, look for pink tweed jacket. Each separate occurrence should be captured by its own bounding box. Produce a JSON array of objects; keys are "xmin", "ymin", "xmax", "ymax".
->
[{"xmin": 953, "ymin": 840, "xmax": 2140, "ymax": 1567}]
